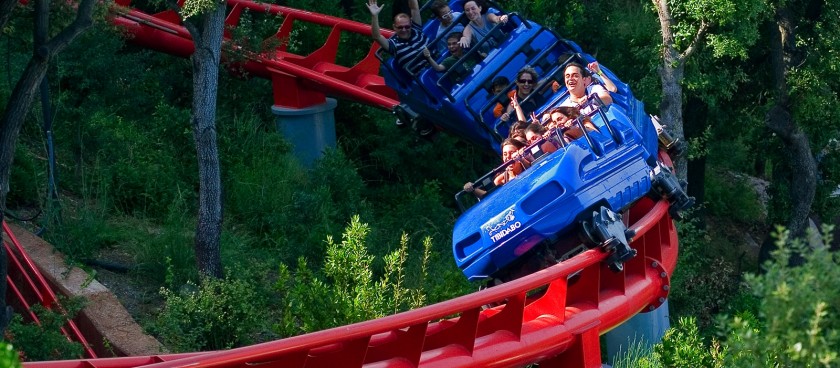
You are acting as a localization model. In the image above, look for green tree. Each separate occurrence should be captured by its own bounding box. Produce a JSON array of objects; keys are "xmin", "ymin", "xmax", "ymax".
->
[
  {"xmin": 760, "ymin": 0, "xmax": 839, "ymax": 250},
  {"xmin": 274, "ymin": 216, "xmax": 433, "ymax": 336},
  {"xmin": 0, "ymin": 0, "xmax": 100, "ymax": 335},
  {"xmin": 651, "ymin": 0, "xmax": 768, "ymax": 181}
]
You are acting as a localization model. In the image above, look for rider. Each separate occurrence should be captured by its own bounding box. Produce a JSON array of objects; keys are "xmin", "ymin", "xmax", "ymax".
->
[{"xmin": 368, "ymin": 0, "xmax": 430, "ymax": 75}]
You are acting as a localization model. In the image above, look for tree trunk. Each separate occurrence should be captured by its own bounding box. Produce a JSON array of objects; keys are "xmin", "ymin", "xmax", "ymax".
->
[
  {"xmin": 653, "ymin": 0, "xmax": 707, "ymax": 185},
  {"xmin": 184, "ymin": 4, "xmax": 226, "ymax": 279},
  {"xmin": 759, "ymin": 5, "xmax": 818, "ymax": 266},
  {"xmin": 0, "ymin": 0, "xmax": 97, "ymax": 335},
  {"xmin": 654, "ymin": 0, "xmax": 687, "ymax": 183},
  {"xmin": 764, "ymin": 7, "xmax": 817, "ymax": 239}
]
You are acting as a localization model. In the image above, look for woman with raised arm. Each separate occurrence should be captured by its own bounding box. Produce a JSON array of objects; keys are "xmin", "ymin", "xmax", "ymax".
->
[{"xmin": 457, "ymin": 0, "xmax": 508, "ymax": 53}]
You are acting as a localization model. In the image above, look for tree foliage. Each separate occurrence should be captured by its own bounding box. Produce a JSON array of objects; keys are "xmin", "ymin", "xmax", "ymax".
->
[
  {"xmin": 274, "ymin": 216, "xmax": 435, "ymax": 336},
  {"xmin": 617, "ymin": 226, "xmax": 840, "ymax": 366},
  {"xmin": 723, "ymin": 226, "xmax": 840, "ymax": 366},
  {"xmin": 154, "ymin": 268, "xmax": 268, "ymax": 352},
  {"xmin": 6, "ymin": 298, "xmax": 85, "ymax": 361}
]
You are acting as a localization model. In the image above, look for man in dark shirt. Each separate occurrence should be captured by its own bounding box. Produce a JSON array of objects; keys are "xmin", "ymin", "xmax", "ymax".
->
[
  {"xmin": 426, "ymin": 32, "xmax": 477, "ymax": 83},
  {"xmin": 368, "ymin": 0, "xmax": 430, "ymax": 75}
]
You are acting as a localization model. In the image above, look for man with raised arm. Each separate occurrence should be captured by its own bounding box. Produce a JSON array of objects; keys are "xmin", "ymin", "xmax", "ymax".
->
[
  {"xmin": 367, "ymin": 0, "xmax": 431, "ymax": 75},
  {"xmin": 560, "ymin": 62, "xmax": 613, "ymax": 107}
]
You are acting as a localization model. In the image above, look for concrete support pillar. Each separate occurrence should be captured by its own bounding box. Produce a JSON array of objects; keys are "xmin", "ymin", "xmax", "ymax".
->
[
  {"xmin": 271, "ymin": 98, "xmax": 338, "ymax": 167},
  {"xmin": 604, "ymin": 300, "xmax": 670, "ymax": 365}
]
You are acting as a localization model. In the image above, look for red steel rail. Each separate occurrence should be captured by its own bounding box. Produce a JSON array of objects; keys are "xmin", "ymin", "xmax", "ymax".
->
[
  {"xmin": 3, "ymin": 221, "xmax": 97, "ymax": 359},
  {"xmin": 111, "ymin": 0, "xmax": 399, "ymax": 110},
  {"xmin": 23, "ymin": 195, "xmax": 677, "ymax": 368}
]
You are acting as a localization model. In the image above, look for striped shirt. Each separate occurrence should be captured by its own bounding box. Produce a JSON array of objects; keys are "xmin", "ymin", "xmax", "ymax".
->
[{"xmin": 388, "ymin": 23, "xmax": 430, "ymax": 75}]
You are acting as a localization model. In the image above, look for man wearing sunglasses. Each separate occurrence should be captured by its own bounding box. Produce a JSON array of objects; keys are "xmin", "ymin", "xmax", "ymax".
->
[{"xmin": 368, "ymin": 0, "xmax": 431, "ymax": 75}]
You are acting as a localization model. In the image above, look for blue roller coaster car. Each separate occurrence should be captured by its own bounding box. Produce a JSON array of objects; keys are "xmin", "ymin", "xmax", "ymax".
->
[
  {"xmin": 377, "ymin": 1, "xmax": 692, "ymax": 281},
  {"xmin": 452, "ymin": 98, "xmax": 691, "ymax": 281}
]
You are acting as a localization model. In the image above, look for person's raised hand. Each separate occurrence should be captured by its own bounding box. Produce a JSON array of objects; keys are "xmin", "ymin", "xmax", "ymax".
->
[
  {"xmin": 587, "ymin": 61, "xmax": 602, "ymax": 75},
  {"xmin": 366, "ymin": 0, "xmax": 384, "ymax": 16},
  {"xmin": 510, "ymin": 91, "xmax": 520, "ymax": 108}
]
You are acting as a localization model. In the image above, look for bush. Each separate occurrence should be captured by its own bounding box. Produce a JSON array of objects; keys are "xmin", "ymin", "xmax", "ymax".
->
[
  {"xmin": 722, "ymin": 226, "xmax": 840, "ymax": 366},
  {"xmin": 7, "ymin": 299, "xmax": 85, "ymax": 361},
  {"xmin": 153, "ymin": 274, "xmax": 268, "ymax": 352},
  {"xmin": 133, "ymin": 192, "xmax": 198, "ymax": 286},
  {"xmin": 274, "ymin": 216, "xmax": 432, "ymax": 336},
  {"xmin": 44, "ymin": 195, "xmax": 117, "ymax": 261},
  {"xmin": 0, "ymin": 342, "xmax": 21, "ymax": 368},
  {"xmin": 611, "ymin": 317, "xmax": 725, "ymax": 368},
  {"xmin": 655, "ymin": 317, "xmax": 726, "ymax": 367}
]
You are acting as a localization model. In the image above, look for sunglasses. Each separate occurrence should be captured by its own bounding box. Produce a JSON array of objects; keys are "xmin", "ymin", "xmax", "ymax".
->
[
  {"xmin": 442, "ymin": 11, "xmax": 453, "ymax": 19},
  {"xmin": 517, "ymin": 79, "xmax": 534, "ymax": 84},
  {"xmin": 395, "ymin": 25, "xmax": 411, "ymax": 30}
]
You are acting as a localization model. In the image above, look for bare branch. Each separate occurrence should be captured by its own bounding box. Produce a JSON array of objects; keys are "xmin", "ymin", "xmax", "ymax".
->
[
  {"xmin": 42, "ymin": 0, "xmax": 99, "ymax": 58},
  {"xmin": 679, "ymin": 20, "xmax": 709, "ymax": 61}
]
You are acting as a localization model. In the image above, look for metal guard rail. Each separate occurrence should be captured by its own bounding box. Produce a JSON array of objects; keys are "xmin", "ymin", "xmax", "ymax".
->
[{"xmin": 3, "ymin": 221, "xmax": 97, "ymax": 359}]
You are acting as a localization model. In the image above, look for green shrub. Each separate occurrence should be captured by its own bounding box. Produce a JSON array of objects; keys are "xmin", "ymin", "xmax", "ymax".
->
[
  {"xmin": 7, "ymin": 299, "xmax": 85, "ymax": 361},
  {"xmin": 722, "ymin": 226, "xmax": 840, "ymax": 366},
  {"xmin": 611, "ymin": 317, "xmax": 726, "ymax": 367},
  {"xmin": 274, "ymin": 216, "xmax": 432, "ymax": 336},
  {"xmin": 656, "ymin": 317, "xmax": 726, "ymax": 367},
  {"xmin": 153, "ymin": 274, "xmax": 268, "ymax": 352},
  {"xmin": 43, "ymin": 189, "xmax": 117, "ymax": 261},
  {"xmin": 0, "ymin": 342, "xmax": 21, "ymax": 368}
]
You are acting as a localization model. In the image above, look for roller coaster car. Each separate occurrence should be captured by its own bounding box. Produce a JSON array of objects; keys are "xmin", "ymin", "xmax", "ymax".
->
[
  {"xmin": 379, "ymin": 6, "xmax": 578, "ymax": 152},
  {"xmin": 452, "ymin": 97, "xmax": 693, "ymax": 282},
  {"xmin": 374, "ymin": 1, "xmax": 692, "ymax": 281}
]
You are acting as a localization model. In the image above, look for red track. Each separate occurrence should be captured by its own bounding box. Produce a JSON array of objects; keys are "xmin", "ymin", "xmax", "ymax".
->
[
  {"xmin": 5, "ymin": 2, "xmax": 680, "ymax": 366},
  {"xmin": 3, "ymin": 222, "xmax": 96, "ymax": 359},
  {"xmin": 111, "ymin": 0, "xmax": 399, "ymax": 110},
  {"xmin": 16, "ymin": 196, "xmax": 676, "ymax": 368}
]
